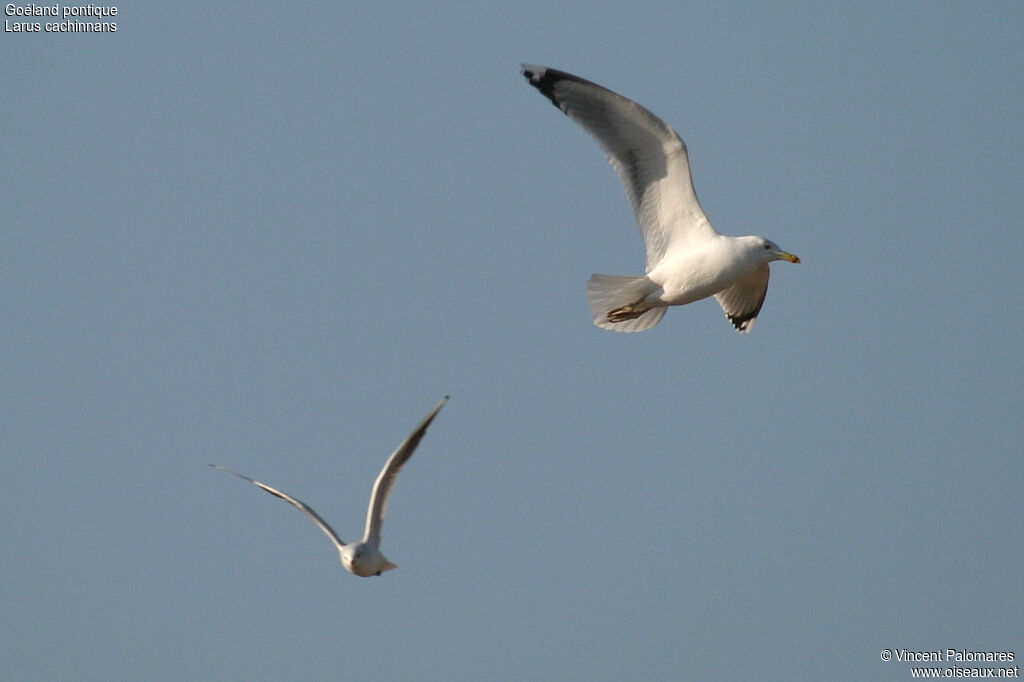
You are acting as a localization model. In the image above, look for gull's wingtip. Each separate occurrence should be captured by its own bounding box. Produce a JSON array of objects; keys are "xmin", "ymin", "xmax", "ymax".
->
[
  {"xmin": 411, "ymin": 396, "xmax": 448, "ymax": 432},
  {"xmin": 520, "ymin": 64, "xmax": 584, "ymax": 115},
  {"xmin": 521, "ymin": 63, "xmax": 545, "ymax": 79},
  {"xmin": 521, "ymin": 64, "xmax": 567, "ymax": 115},
  {"xmin": 210, "ymin": 464, "xmax": 252, "ymax": 483}
]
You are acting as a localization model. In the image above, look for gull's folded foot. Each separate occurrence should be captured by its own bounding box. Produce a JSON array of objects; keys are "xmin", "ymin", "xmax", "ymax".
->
[{"xmin": 606, "ymin": 305, "xmax": 644, "ymax": 323}]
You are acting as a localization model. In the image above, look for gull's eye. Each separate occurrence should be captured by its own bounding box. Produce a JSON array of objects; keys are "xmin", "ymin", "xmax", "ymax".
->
[{"xmin": 764, "ymin": 242, "xmax": 772, "ymax": 250}]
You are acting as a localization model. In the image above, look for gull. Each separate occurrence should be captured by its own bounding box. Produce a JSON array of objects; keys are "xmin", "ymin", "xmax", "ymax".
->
[
  {"xmin": 521, "ymin": 64, "xmax": 800, "ymax": 333},
  {"xmin": 211, "ymin": 397, "xmax": 447, "ymax": 577}
]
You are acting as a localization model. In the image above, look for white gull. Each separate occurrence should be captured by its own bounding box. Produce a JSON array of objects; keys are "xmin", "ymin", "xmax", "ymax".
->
[
  {"xmin": 212, "ymin": 397, "xmax": 447, "ymax": 577},
  {"xmin": 522, "ymin": 64, "xmax": 799, "ymax": 333}
]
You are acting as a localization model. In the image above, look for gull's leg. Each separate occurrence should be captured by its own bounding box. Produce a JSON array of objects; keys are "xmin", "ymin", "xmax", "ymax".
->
[{"xmin": 606, "ymin": 300, "xmax": 648, "ymax": 322}]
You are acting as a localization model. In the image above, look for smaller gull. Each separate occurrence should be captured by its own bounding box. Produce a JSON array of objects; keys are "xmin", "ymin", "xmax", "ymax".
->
[
  {"xmin": 212, "ymin": 397, "xmax": 447, "ymax": 577},
  {"xmin": 522, "ymin": 64, "xmax": 800, "ymax": 333}
]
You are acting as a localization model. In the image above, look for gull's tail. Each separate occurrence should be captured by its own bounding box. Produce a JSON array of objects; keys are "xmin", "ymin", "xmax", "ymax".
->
[{"xmin": 586, "ymin": 274, "xmax": 666, "ymax": 332}]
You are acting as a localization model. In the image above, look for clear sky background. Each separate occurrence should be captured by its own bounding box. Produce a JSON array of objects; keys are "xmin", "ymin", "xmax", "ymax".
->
[{"xmin": 3, "ymin": 2, "xmax": 1022, "ymax": 680}]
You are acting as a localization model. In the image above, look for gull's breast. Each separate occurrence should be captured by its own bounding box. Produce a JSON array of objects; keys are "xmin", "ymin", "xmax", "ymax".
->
[{"xmin": 649, "ymin": 243, "xmax": 745, "ymax": 305}]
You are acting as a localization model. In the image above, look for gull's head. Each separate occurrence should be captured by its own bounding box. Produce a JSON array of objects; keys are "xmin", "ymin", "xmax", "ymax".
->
[
  {"xmin": 340, "ymin": 546, "xmax": 357, "ymax": 571},
  {"xmin": 754, "ymin": 237, "xmax": 800, "ymax": 264}
]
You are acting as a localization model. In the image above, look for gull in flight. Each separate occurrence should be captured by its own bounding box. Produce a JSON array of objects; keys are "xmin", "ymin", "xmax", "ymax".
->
[
  {"xmin": 522, "ymin": 64, "xmax": 800, "ymax": 333},
  {"xmin": 212, "ymin": 397, "xmax": 447, "ymax": 577}
]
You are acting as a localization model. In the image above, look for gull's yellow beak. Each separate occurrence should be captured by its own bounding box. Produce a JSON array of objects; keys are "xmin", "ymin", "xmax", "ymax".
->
[{"xmin": 777, "ymin": 251, "xmax": 800, "ymax": 264}]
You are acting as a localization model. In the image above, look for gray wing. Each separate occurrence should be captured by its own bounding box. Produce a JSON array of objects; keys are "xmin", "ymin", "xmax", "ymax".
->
[
  {"xmin": 211, "ymin": 465, "xmax": 346, "ymax": 550},
  {"xmin": 363, "ymin": 397, "xmax": 448, "ymax": 548},
  {"xmin": 714, "ymin": 264, "xmax": 770, "ymax": 333},
  {"xmin": 522, "ymin": 64, "xmax": 717, "ymax": 271}
]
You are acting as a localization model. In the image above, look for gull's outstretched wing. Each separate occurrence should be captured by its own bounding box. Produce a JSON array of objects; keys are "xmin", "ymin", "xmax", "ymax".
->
[
  {"xmin": 211, "ymin": 465, "xmax": 346, "ymax": 550},
  {"xmin": 713, "ymin": 264, "xmax": 770, "ymax": 333},
  {"xmin": 363, "ymin": 397, "xmax": 448, "ymax": 548},
  {"xmin": 522, "ymin": 64, "xmax": 717, "ymax": 271}
]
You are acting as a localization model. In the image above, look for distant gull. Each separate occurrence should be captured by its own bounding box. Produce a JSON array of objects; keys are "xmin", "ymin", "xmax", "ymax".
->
[
  {"xmin": 521, "ymin": 64, "xmax": 800, "ymax": 332},
  {"xmin": 212, "ymin": 397, "xmax": 447, "ymax": 577}
]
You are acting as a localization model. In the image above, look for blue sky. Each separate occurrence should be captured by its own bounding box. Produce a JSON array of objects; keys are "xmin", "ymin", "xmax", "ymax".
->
[{"xmin": 3, "ymin": 2, "xmax": 1022, "ymax": 680}]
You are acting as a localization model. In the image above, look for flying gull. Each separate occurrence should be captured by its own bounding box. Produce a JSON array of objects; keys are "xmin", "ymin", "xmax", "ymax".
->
[
  {"xmin": 521, "ymin": 64, "xmax": 799, "ymax": 332},
  {"xmin": 212, "ymin": 397, "xmax": 447, "ymax": 577}
]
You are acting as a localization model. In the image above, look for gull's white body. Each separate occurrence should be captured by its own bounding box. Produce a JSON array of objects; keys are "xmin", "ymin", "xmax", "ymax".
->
[
  {"xmin": 212, "ymin": 397, "xmax": 447, "ymax": 578},
  {"xmin": 522, "ymin": 64, "xmax": 799, "ymax": 333}
]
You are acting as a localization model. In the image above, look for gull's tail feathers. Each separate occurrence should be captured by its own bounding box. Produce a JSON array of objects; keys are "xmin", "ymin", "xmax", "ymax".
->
[{"xmin": 586, "ymin": 274, "xmax": 666, "ymax": 332}]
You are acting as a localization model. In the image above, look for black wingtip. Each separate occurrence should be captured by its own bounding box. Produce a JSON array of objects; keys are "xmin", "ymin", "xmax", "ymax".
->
[
  {"xmin": 520, "ymin": 63, "xmax": 541, "ymax": 80},
  {"xmin": 520, "ymin": 64, "xmax": 549, "ymax": 91},
  {"xmin": 727, "ymin": 312, "xmax": 758, "ymax": 333},
  {"xmin": 521, "ymin": 64, "xmax": 612, "ymax": 118},
  {"xmin": 521, "ymin": 63, "xmax": 570, "ymax": 114}
]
